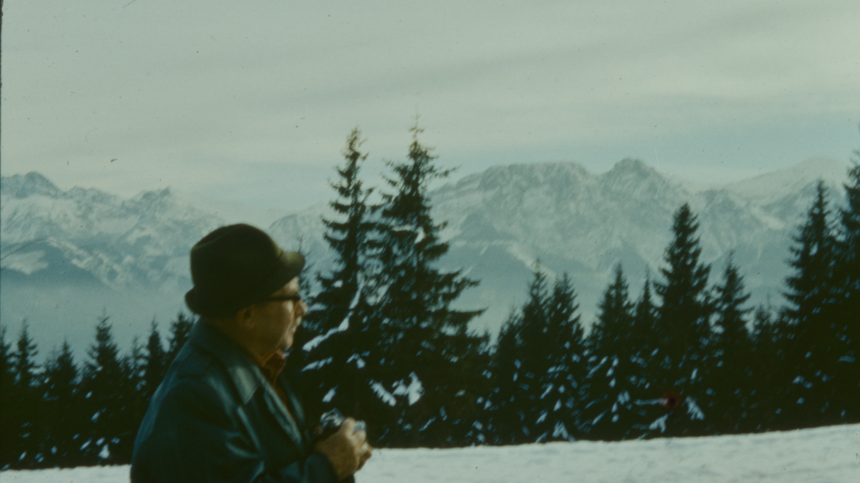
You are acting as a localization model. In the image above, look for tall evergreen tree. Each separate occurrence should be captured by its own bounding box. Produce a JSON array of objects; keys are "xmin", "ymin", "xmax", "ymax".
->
[
  {"xmin": 710, "ymin": 255, "xmax": 754, "ymax": 433},
  {"xmin": 81, "ymin": 315, "xmax": 125, "ymax": 464},
  {"xmin": 143, "ymin": 321, "xmax": 167, "ymax": 402},
  {"xmin": 749, "ymin": 304, "xmax": 792, "ymax": 431},
  {"xmin": 302, "ymin": 128, "xmax": 382, "ymax": 425},
  {"xmin": 115, "ymin": 337, "xmax": 147, "ymax": 462},
  {"xmin": 370, "ymin": 122, "xmax": 484, "ymax": 446},
  {"xmin": 632, "ymin": 275, "xmax": 659, "ymax": 360},
  {"xmin": 626, "ymin": 275, "xmax": 667, "ymax": 437},
  {"xmin": 486, "ymin": 308, "xmax": 518, "ymax": 443},
  {"xmin": 0, "ymin": 326, "xmax": 18, "ymax": 468},
  {"xmin": 836, "ymin": 145, "xmax": 860, "ymax": 320},
  {"xmin": 310, "ymin": 128, "xmax": 376, "ymax": 333},
  {"xmin": 783, "ymin": 181, "xmax": 836, "ymax": 326},
  {"xmin": 586, "ymin": 265, "xmax": 651, "ymax": 440},
  {"xmin": 166, "ymin": 312, "xmax": 194, "ymax": 365},
  {"xmin": 488, "ymin": 267, "xmax": 585, "ymax": 444},
  {"xmin": 542, "ymin": 273, "xmax": 588, "ymax": 441},
  {"xmin": 837, "ymin": 145, "xmax": 860, "ymax": 329},
  {"xmin": 488, "ymin": 267, "xmax": 547, "ymax": 444},
  {"xmin": 652, "ymin": 203, "xmax": 712, "ymax": 436},
  {"xmin": 11, "ymin": 320, "xmax": 44, "ymax": 466},
  {"xmin": 655, "ymin": 204, "xmax": 713, "ymax": 360},
  {"xmin": 829, "ymin": 148, "xmax": 860, "ymax": 423},
  {"xmin": 781, "ymin": 182, "xmax": 841, "ymax": 427},
  {"xmin": 42, "ymin": 340, "xmax": 84, "ymax": 467},
  {"xmin": 590, "ymin": 265, "xmax": 635, "ymax": 356},
  {"xmin": 13, "ymin": 321, "xmax": 39, "ymax": 390},
  {"xmin": 712, "ymin": 255, "xmax": 753, "ymax": 348}
]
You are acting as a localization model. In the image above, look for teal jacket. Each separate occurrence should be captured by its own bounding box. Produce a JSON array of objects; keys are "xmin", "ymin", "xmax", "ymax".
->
[{"xmin": 131, "ymin": 321, "xmax": 338, "ymax": 483}]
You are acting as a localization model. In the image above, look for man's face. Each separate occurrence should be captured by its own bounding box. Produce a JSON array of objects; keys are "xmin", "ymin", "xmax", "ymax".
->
[{"xmin": 252, "ymin": 277, "xmax": 307, "ymax": 352}]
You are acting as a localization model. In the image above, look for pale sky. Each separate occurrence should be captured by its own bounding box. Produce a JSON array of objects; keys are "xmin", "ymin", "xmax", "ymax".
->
[{"xmin": 2, "ymin": 0, "xmax": 859, "ymax": 210}]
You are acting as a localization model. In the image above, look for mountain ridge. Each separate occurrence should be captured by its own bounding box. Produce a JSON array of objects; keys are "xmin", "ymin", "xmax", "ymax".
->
[{"xmin": 0, "ymin": 157, "xmax": 852, "ymax": 357}]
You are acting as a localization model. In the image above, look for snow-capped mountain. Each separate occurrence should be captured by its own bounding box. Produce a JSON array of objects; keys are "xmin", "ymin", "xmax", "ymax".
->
[
  {"xmin": 0, "ymin": 158, "xmax": 851, "ymax": 358},
  {"xmin": 269, "ymin": 157, "xmax": 850, "ymax": 337},
  {"xmin": 0, "ymin": 174, "xmax": 290, "ymax": 357}
]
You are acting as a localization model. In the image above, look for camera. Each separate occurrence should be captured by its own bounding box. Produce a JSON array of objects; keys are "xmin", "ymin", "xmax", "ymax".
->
[{"xmin": 315, "ymin": 409, "xmax": 366, "ymax": 441}]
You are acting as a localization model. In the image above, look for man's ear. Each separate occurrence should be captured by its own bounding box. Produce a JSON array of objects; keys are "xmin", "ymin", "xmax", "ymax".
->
[{"xmin": 236, "ymin": 306, "xmax": 256, "ymax": 331}]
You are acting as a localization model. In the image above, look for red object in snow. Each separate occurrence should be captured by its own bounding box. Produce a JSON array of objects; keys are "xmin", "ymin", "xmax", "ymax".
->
[{"xmin": 660, "ymin": 390, "xmax": 685, "ymax": 412}]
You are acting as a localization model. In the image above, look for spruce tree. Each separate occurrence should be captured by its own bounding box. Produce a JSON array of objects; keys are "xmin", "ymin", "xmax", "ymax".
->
[
  {"xmin": 143, "ymin": 321, "xmax": 167, "ymax": 402},
  {"xmin": 301, "ymin": 128, "xmax": 382, "ymax": 426},
  {"xmin": 632, "ymin": 275, "xmax": 658, "ymax": 360},
  {"xmin": 514, "ymin": 266, "xmax": 559, "ymax": 442},
  {"xmin": 830, "ymin": 151, "xmax": 860, "ymax": 423},
  {"xmin": 0, "ymin": 327, "xmax": 15, "ymax": 468},
  {"xmin": 371, "ymin": 122, "xmax": 484, "ymax": 446},
  {"xmin": 488, "ymin": 268, "xmax": 585, "ymax": 443},
  {"xmin": 166, "ymin": 312, "xmax": 194, "ymax": 365},
  {"xmin": 710, "ymin": 255, "xmax": 754, "ymax": 433},
  {"xmin": 311, "ymin": 128, "xmax": 376, "ymax": 333},
  {"xmin": 486, "ymin": 308, "xmax": 524, "ymax": 444},
  {"xmin": 590, "ymin": 265, "xmax": 635, "ymax": 356},
  {"xmin": 837, "ymin": 146, "xmax": 860, "ymax": 322},
  {"xmin": 542, "ymin": 273, "xmax": 587, "ymax": 441},
  {"xmin": 653, "ymin": 203, "xmax": 712, "ymax": 436},
  {"xmin": 11, "ymin": 320, "xmax": 43, "ymax": 467},
  {"xmin": 488, "ymin": 267, "xmax": 548, "ymax": 444},
  {"xmin": 514, "ymin": 265, "xmax": 551, "ymax": 442},
  {"xmin": 42, "ymin": 340, "xmax": 83, "ymax": 467},
  {"xmin": 781, "ymin": 182, "xmax": 840, "ymax": 427},
  {"xmin": 586, "ymin": 265, "xmax": 647, "ymax": 440},
  {"xmin": 81, "ymin": 315, "xmax": 125, "ymax": 464},
  {"xmin": 749, "ymin": 304, "xmax": 792, "ymax": 431},
  {"xmin": 783, "ymin": 181, "xmax": 836, "ymax": 327},
  {"xmin": 626, "ymin": 275, "xmax": 665, "ymax": 437},
  {"xmin": 13, "ymin": 321, "xmax": 39, "ymax": 391},
  {"xmin": 837, "ymin": 149, "xmax": 860, "ymax": 324},
  {"xmin": 116, "ymin": 337, "xmax": 147, "ymax": 462}
]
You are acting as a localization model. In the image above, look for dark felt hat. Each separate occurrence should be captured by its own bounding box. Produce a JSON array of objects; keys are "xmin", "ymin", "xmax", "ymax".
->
[{"xmin": 185, "ymin": 224, "xmax": 304, "ymax": 317}]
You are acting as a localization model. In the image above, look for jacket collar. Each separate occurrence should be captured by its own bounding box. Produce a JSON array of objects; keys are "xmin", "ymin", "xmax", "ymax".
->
[
  {"xmin": 188, "ymin": 320, "xmax": 310, "ymax": 450},
  {"xmin": 188, "ymin": 320, "xmax": 267, "ymax": 405}
]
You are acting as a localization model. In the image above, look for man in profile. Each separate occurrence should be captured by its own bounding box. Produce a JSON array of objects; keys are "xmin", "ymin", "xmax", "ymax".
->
[{"xmin": 131, "ymin": 224, "xmax": 371, "ymax": 482}]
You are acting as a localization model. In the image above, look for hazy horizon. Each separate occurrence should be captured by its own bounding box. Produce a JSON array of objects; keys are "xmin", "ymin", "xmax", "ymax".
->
[
  {"xmin": 2, "ymin": 1, "xmax": 859, "ymax": 211},
  {"xmin": 2, "ymin": 155, "xmax": 853, "ymax": 215}
]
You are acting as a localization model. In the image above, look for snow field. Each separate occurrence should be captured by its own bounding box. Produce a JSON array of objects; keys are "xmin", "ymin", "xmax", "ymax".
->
[{"xmin": 2, "ymin": 423, "xmax": 857, "ymax": 483}]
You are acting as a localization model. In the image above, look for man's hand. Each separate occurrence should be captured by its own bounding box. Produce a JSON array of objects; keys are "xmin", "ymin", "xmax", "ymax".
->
[{"xmin": 313, "ymin": 418, "xmax": 372, "ymax": 481}]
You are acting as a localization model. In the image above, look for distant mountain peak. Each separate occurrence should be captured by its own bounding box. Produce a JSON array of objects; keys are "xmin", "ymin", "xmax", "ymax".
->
[
  {"xmin": 145, "ymin": 187, "xmax": 173, "ymax": 198},
  {"xmin": 725, "ymin": 157, "xmax": 849, "ymax": 201},
  {"xmin": 129, "ymin": 187, "xmax": 175, "ymax": 206},
  {"xmin": 613, "ymin": 158, "xmax": 649, "ymax": 171},
  {"xmin": 604, "ymin": 158, "xmax": 664, "ymax": 179},
  {"xmin": 0, "ymin": 172, "xmax": 62, "ymax": 199},
  {"xmin": 471, "ymin": 161, "xmax": 591, "ymax": 190},
  {"xmin": 785, "ymin": 157, "xmax": 850, "ymax": 181}
]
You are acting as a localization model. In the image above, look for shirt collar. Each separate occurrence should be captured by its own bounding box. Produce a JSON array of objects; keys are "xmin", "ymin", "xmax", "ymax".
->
[{"xmin": 259, "ymin": 350, "xmax": 288, "ymax": 383}]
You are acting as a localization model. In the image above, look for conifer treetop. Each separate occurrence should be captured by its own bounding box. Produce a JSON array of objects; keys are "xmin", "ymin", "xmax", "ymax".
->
[
  {"xmin": 713, "ymin": 253, "xmax": 753, "ymax": 347},
  {"xmin": 14, "ymin": 319, "xmax": 39, "ymax": 388},
  {"xmin": 783, "ymin": 181, "xmax": 836, "ymax": 324}
]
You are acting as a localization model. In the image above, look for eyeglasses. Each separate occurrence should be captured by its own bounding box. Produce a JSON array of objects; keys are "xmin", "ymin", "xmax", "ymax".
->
[
  {"xmin": 261, "ymin": 294, "xmax": 305, "ymax": 317},
  {"xmin": 262, "ymin": 294, "xmax": 303, "ymax": 304}
]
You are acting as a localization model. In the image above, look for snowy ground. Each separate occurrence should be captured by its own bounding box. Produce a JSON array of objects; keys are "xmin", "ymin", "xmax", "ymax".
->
[{"xmin": 3, "ymin": 424, "xmax": 858, "ymax": 482}]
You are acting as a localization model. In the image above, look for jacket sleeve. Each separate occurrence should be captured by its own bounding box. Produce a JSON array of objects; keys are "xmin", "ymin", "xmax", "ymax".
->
[{"xmin": 134, "ymin": 378, "xmax": 340, "ymax": 483}]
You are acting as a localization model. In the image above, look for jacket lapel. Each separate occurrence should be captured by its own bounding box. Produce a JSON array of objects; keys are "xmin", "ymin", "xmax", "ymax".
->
[
  {"xmin": 278, "ymin": 375, "xmax": 311, "ymax": 447},
  {"xmin": 189, "ymin": 321, "xmax": 308, "ymax": 454},
  {"xmin": 259, "ymin": 380, "xmax": 306, "ymax": 453}
]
